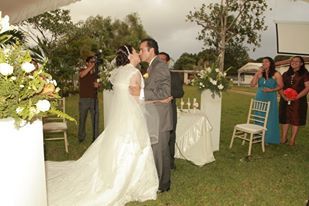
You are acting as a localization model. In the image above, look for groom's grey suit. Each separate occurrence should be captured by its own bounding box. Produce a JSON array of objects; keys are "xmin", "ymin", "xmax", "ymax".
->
[{"xmin": 144, "ymin": 56, "xmax": 173, "ymax": 191}]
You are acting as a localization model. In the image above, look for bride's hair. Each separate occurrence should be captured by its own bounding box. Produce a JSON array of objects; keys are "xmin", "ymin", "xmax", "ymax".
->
[{"xmin": 116, "ymin": 44, "xmax": 133, "ymax": 67}]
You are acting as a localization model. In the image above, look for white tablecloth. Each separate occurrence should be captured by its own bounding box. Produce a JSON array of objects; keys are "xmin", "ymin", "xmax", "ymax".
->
[{"xmin": 175, "ymin": 110, "xmax": 215, "ymax": 166}]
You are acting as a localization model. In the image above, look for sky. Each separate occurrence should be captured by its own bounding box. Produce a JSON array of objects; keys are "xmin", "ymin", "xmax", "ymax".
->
[{"xmin": 62, "ymin": 0, "xmax": 309, "ymax": 61}]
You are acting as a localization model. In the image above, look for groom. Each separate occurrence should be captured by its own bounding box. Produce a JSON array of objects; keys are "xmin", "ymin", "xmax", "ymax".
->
[{"xmin": 139, "ymin": 38, "xmax": 173, "ymax": 192}]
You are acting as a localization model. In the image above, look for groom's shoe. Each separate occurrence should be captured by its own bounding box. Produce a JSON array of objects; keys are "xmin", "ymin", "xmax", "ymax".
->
[{"xmin": 157, "ymin": 188, "xmax": 170, "ymax": 194}]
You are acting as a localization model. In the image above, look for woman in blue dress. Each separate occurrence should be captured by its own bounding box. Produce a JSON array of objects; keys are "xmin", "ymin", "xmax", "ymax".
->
[{"xmin": 250, "ymin": 57, "xmax": 283, "ymax": 144}]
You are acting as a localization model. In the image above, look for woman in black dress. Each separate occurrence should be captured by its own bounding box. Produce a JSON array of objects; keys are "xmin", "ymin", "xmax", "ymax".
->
[{"xmin": 279, "ymin": 56, "xmax": 309, "ymax": 145}]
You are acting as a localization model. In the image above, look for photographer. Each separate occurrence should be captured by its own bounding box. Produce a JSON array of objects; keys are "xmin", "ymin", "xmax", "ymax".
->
[{"xmin": 78, "ymin": 55, "xmax": 101, "ymax": 143}]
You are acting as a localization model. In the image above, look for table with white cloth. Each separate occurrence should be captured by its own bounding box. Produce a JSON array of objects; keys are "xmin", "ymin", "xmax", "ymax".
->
[{"xmin": 175, "ymin": 110, "xmax": 215, "ymax": 166}]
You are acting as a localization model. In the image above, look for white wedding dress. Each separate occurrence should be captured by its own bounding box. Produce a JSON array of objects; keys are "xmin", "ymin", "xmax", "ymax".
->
[{"xmin": 46, "ymin": 64, "xmax": 159, "ymax": 206}]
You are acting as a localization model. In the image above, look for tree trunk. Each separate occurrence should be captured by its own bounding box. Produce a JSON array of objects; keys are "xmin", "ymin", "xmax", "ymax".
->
[
  {"xmin": 218, "ymin": 30, "xmax": 226, "ymax": 72},
  {"xmin": 218, "ymin": 0, "xmax": 226, "ymax": 72}
]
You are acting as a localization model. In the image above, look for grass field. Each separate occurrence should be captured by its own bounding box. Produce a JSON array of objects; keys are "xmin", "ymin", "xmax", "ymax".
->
[{"xmin": 44, "ymin": 86, "xmax": 309, "ymax": 206}]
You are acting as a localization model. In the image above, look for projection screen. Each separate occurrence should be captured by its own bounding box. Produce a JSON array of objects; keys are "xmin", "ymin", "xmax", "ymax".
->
[{"xmin": 276, "ymin": 21, "xmax": 309, "ymax": 56}]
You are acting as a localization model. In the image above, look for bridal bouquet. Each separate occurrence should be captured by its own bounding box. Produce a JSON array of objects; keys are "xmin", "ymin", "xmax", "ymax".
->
[
  {"xmin": 191, "ymin": 63, "xmax": 231, "ymax": 97},
  {"xmin": 0, "ymin": 13, "xmax": 74, "ymax": 126}
]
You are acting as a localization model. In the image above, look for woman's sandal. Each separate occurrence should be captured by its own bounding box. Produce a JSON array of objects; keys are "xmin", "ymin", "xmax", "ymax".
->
[{"xmin": 281, "ymin": 139, "xmax": 288, "ymax": 144}]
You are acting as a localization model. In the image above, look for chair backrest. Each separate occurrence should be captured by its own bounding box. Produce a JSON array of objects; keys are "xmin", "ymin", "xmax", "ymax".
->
[
  {"xmin": 44, "ymin": 97, "xmax": 66, "ymax": 123},
  {"xmin": 247, "ymin": 99, "xmax": 270, "ymax": 128}
]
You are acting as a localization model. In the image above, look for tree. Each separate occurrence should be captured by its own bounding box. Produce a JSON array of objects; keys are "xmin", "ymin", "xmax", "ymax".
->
[
  {"xmin": 187, "ymin": 0, "xmax": 269, "ymax": 71},
  {"xmin": 21, "ymin": 9, "xmax": 74, "ymax": 57},
  {"xmin": 20, "ymin": 9, "xmax": 77, "ymax": 95},
  {"xmin": 21, "ymin": 11, "xmax": 149, "ymax": 95},
  {"xmin": 174, "ymin": 53, "xmax": 197, "ymax": 70},
  {"xmin": 175, "ymin": 43, "xmax": 249, "ymax": 74},
  {"xmin": 224, "ymin": 43, "xmax": 250, "ymax": 74}
]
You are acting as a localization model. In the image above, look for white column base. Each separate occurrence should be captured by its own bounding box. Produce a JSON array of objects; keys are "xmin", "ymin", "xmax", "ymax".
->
[
  {"xmin": 200, "ymin": 90, "xmax": 222, "ymax": 151},
  {"xmin": 0, "ymin": 118, "xmax": 47, "ymax": 206}
]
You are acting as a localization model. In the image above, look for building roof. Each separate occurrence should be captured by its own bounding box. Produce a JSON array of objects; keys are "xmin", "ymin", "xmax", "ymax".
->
[{"xmin": 238, "ymin": 62, "xmax": 262, "ymax": 74}]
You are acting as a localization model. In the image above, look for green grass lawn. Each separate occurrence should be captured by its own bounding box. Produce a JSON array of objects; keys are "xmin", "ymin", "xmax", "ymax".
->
[{"xmin": 44, "ymin": 86, "xmax": 309, "ymax": 206}]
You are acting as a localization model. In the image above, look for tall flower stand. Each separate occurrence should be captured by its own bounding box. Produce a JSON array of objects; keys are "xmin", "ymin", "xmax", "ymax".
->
[
  {"xmin": 103, "ymin": 89, "xmax": 114, "ymax": 128},
  {"xmin": 200, "ymin": 90, "xmax": 222, "ymax": 151},
  {"xmin": 0, "ymin": 118, "xmax": 47, "ymax": 206}
]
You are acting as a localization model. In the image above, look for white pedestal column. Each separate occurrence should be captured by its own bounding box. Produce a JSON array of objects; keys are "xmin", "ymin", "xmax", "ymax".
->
[
  {"xmin": 0, "ymin": 118, "xmax": 47, "ymax": 206},
  {"xmin": 200, "ymin": 90, "xmax": 222, "ymax": 151},
  {"xmin": 103, "ymin": 90, "xmax": 114, "ymax": 128}
]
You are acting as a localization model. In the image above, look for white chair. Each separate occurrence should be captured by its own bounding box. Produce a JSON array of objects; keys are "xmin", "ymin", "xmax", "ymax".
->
[
  {"xmin": 43, "ymin": 98, "xmax": 69, "ymax": 153},
  {"xmin": 229, "ymin": 99, "xmax": 270, "ymax": 156}
]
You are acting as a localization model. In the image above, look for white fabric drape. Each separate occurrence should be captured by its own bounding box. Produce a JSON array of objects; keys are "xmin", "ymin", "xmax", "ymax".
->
[{"xmin": 0, "ymin": 0, "xmax": 80, "ymax": 24}]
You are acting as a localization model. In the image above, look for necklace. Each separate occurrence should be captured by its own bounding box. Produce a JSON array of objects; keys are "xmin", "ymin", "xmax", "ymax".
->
[{"xmin": 290, "ymin": 74, "xmax": 295, "ymax": 86}]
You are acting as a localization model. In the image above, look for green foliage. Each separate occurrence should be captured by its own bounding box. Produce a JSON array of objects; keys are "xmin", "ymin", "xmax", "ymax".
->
[
  {"xmin": 0, "ymin": 30, "xmax": 25, "ymax": 47},
  {"xmin": 187, "ymin": 0, "xmax": 269, "ymax": 71},
  {"xmin": 174, "ymin": 53, "xmax": 197, "ymax": 70},
  {"xmin": 175, "ymin": 43, "xmax": 249, "ymax": 73},
  {"xmin": 224, "ymin": 43, "xmax": 250, "ymax": 74},
  {"xmin": 22, "ymin": 10, "xmax": 149, "ymax": 96},
  {"xmin": 191, "ymin": 64, "xmax": 232, "ymax": 97},
  {"xmin": 0, "ymin": 18, "xmax": 75, "ymax": 126}
]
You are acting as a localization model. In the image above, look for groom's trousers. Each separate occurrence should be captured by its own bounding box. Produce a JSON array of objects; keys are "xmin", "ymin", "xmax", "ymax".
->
[{"xmin": 151, "ymin": 131, "xmax": 171, "ymax": 191}]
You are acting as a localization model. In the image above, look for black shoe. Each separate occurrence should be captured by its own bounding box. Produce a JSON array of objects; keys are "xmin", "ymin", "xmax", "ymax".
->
[{"xmin": 157, "ymin": 188, "xmax": 170, "ymax": 194}]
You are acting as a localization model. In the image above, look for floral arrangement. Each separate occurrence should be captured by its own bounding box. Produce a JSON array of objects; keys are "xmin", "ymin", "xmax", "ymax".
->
[
  {"xmin": 98, "ymin": 60, "xmax": 115, "ymax": 90},
  {"xmin": 191, "ymin": 63, "xmax": 231, "ymax": 98},
  {"xmin": 0, "ymin": 13, "xmax": 74, "ymax": 126}
]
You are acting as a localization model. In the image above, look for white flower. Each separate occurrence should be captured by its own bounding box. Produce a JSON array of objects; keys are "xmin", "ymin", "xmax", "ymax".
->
[
  {"xmin": 210, "ymin": 78, "xmax": 217, "ymax": 85},
  {"xmin": 223, "ymin": 72, "xmax": 227, "ymax": 77},
  {"xmin": 0, "ymin": 15, "xmax": 10, "ymax": 33},
  {"xmin": 206, "ymin": 67, "xmax": 212, "ymax": 73},
  {"xmin": 218, "ymin": 84, "xmax": 224, "ymax": 90},
  {"xmin": 215, "ymin": 68, "xmax": 220, "ymax": 73},
  {"xmin": 55, "ymin": 87, "xmax": 60, "ymax": 93},
  {"xmin": 36, "ymin": 100, "xmax": 51, "ymax": 112},
  {"xmin": 46, "ymin": 79, "xmax": 57, "ymax": 86},
  {"xmin": 19, "ymin": 84, "xmax": 24, "ymax": 88},
  {"xmin": 21, "ymin": 62, "xmax": 35, "ymax": 73},
  {"xmin": 10, "ymin": 76, "xmax": 16, "ymax": 81},
  {"xmin": 0, "ymin": 63, "xmax": 13, "ymax": 76},
  {"xmin": 16, "ymin": 107, "xmax": 24, "ymax": 114},
  {"xmin": 52, "ymin": 80, "xmax": 57, "ymax": 86},
  {"xmin": 28, "ymin": 75, "xmax": 34, "ymax": 79}
]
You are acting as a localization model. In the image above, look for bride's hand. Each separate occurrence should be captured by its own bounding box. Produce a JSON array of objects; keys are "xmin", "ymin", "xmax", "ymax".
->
[{"xmin": 159, "ymin": 96, "xmax": 173, "ymax": 103}]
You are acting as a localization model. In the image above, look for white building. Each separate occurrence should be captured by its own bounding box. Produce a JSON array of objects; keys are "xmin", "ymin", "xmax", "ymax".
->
[{"xmin": 237, "ymin": 62, "xmax": 262, "ymax": 86}]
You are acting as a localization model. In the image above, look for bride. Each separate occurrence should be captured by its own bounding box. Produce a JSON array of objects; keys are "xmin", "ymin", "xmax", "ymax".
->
[{"xmin": 46, "ymin": 45, "xmax": 160, "ymax": 206}]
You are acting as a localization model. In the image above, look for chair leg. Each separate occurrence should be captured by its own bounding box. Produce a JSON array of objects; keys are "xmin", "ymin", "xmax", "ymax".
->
[
  {"xmin": 64, "ymin": 132, "xmax": 69, "ymax": 153},
  {"xmin": 248, "ymin": 133, "xmax": 253, "ymax": 156},
  {"xmin": 242, "ymin": 133, "xmax": 247, "ymax": 145},
  {"xmin": 229, "ymin": 128, "xmax": 237, "ymax": 148},
  {"xmin": 261, "ymin": 132, "xmax": 265, "ymax": 152}
]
